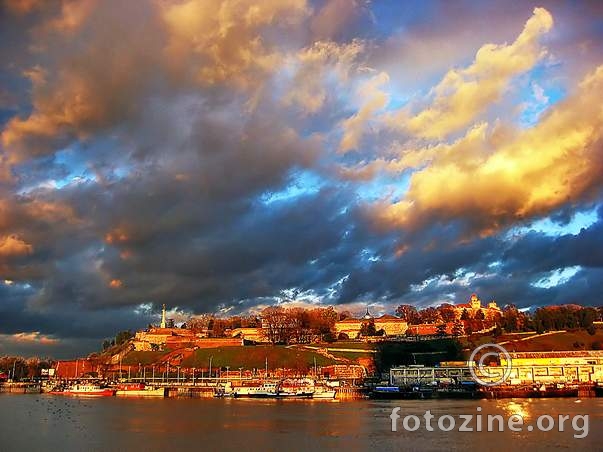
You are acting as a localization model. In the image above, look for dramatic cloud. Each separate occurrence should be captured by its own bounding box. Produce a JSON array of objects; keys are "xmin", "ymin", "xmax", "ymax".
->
[
  {"xmin": 161, "ymin": 0, "xmax": 310, "ymax": 90},
  {"xmin": 339, "ymin": 71, "xmax": 389, "ymax": 152},
  {"xmin": 281, "ymin": 40, "xmax": 365, "ymax": 115},
  {"xmin": 0, "ymin": 235, "xmax": 33, "ymax": 257},
  {"xmin": 1, "ymin": 1, "xmax": 603, "ymax": 356},
  {"xmin": 371, "ymin": 64, "xmax": 603, "ymax": 235},
  {"xmin": 390, "ymin": 7, "xmax": 553, "ymax": 139}
]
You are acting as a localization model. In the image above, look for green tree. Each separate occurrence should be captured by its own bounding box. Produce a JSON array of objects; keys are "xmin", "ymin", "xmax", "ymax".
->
[
  {"xmin": 437, "ymin": 304, "xmax": 457, "ymax": 323},
  {"xmin": 360, "ymin": 319, "xmax": 377, "ymax": 336},
  {"xmin": 436, "ymin": 323, "xmax": 447, "ymax": 336},
  {"xmin": 395, "ymin": 304, "xmax": 420, "ymax": 324},
  {"xmin": 115, "ymin": 330, "xmax": 134, "ymax": 345}
]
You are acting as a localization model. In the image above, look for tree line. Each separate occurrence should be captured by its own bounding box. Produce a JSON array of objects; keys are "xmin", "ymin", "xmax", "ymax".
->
[
  {"xmin": 392, "ymin": 302, "xmax": 603, "ymax": 336},
  {"xmin": 0, "ymin": 356, "xmax": 54, "ymax": 380}
]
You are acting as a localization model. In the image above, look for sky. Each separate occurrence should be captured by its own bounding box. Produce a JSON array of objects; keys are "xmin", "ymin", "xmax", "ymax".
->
[{"xmin": 1, "ymin": 0, "xmax": 603, "ymax": 357}]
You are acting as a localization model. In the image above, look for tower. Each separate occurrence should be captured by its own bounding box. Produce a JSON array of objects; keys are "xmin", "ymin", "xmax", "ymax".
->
[
  {"xmin": 161, "ymin": 304, "xmax": 167, "ymax": 329},
  {"xmin": 470, "ymin": 294, "xmax": 481, "ymax": 310}
]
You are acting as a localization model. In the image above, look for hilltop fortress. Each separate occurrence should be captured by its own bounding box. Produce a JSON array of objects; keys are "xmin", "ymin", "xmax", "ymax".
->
[{"xmin": 132, "ymin": 294, "xmax": 501, "ymax": 350}]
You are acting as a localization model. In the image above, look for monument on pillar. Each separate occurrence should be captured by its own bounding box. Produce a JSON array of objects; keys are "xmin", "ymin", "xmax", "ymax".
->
[{"xmin": 160, "ymin": 304, "xmax": 167, "ymax": 329}]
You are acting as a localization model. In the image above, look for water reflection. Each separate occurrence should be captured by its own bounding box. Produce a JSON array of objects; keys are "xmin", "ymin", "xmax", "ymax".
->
[
  {"xmin": 496, "ymin": 400, "xmax": 532, "ymax": 421},
  {"xmin": 1, "ymin": 395, "xmax": 602, "ymax": 452}
]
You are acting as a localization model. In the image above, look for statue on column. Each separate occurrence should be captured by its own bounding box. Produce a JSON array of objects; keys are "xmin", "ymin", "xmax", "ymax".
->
[{"xmin": 161, "ymin": 304, "xmax": 167, "ymax": 328}]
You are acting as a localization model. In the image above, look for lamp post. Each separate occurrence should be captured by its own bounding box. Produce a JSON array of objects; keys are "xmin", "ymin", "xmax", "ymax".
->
[
  {"xmin": 192, "ymin": 367, "xmax": 196, "ymax": 386},
  {"xmin": 209, "ymin": 356, "xmax": 213, "ymax": 380}
]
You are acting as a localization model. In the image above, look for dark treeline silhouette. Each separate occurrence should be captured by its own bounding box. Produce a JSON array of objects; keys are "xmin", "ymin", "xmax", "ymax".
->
[
  {"xmin": 533, "ymin": 305, "xmax": 600, "ymax": 334},
  {"xmin": 102, "ymin": 329, "xmax": 135, "ymax": 351},
  {"xmin": 374, "ymin": 339, "xmax": 463, "ymax": 373},
  {"xmin": 0, "ymin": 356, "xmax": 54, "ymax": 380},
  {"xmin": 497, "ymin": 304, "xmax": 601, "ymax": 334}
]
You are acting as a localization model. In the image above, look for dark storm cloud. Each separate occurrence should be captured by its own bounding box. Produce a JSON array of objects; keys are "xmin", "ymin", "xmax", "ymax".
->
[
  {"xmin": 336, "ymin": 220, "xmax": 500, "ymax": 304},
  {"xmin": 335, "ymin": 205, "xmax": 603, "ymax": 309},
  {"xmin": 498, "ymin": 205, "xmax": 603, "ymax": 276}
]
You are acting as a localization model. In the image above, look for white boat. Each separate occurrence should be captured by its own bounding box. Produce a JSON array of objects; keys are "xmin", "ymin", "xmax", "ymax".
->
[
  {"xmin": 312, "ymin": 385, "xmax": 337, "ymax": 399},
  {"xmin": 52, "ymin": 383, "xmax": 115, "ymax": 396},
  {"xmin": 277, "ymin": 379, "xmax": 315, "ymax": 398},
  {"xmin": 115, "ymin": 383, "xmax": 166, "ymax": 397},
  {"xmin": 233, "ymin": 382, "xmax": 278, "ymax": 398}
]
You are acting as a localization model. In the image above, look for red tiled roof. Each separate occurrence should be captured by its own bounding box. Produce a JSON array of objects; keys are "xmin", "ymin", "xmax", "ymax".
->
[{"xmin": 407, "ymin": 322, "xmax": 457, "ymax": 335}]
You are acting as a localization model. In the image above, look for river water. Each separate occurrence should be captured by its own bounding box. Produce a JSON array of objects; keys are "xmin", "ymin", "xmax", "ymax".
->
[{"xmin": 0, "ymin": 395, "xmax": 601, "ymax": 451}]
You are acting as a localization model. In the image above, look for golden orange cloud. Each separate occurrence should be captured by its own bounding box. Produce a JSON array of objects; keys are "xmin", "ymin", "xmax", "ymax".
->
[
  {"xmin": 282, "ymin": 40, "xmax": 365, "ymax": 114},
  {"xmin": 161, "ymin": 0, "xmax": 309, "ymax": 90},
  {"xmin": 3, "ymin": 0, "xmax": 46, "ymax": 15},
  {"xmin": 0, "ymin": 235, "xmax": 33, "ymax": 257},
  {"xmin": 1, "ymin": 0, "xmax": 312, "ymax": 170},
  {"xmin": 388, "ymin": 7, "xmax": 553, "ymax": 139},
  {"xmin": 371, "ymin": 64, "xmax": 603, "ymax": 236},
  {"xmin": 8, "ymin": 331, "xmax": 58, "ymax": 345},
  {"xmin": 339, "ymin": 71, "xmax": 389, "ymax": 153},
  {"xmin": 109, "ymin": 278, "xmax": 123, "ymax": 289},
  {"xmin": 104, "ymin": 227, "xmax": 129, "ymax": 244},
  {"xmin": 43, "ymin": 0, "xmax": 97, "ymax": 34}
]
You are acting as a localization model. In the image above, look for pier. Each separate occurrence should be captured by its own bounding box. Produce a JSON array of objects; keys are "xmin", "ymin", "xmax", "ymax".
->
[
  {"xmin": 0, "ymin": 382, "xmax": 41, "ymax": 394},
  {"xmin": 387, "ymin": 363, "xmax": 603, "ymax": 398}
]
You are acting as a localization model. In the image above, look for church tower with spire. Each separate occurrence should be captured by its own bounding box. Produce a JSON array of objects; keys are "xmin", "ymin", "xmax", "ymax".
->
[{"xmin": 160, "ymin": 304, "xmax": 167, "ymax": 329}]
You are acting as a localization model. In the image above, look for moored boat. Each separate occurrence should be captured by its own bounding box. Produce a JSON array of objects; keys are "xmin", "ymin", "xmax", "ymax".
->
[
  {"xmin": 115, "ymin": 383, "xmax": 166, "ymax": 397},
  {"xmin": 277, "ymin": 379, "xmax": 314, "ymax": 399},
  {"xmin": 312, "ymin": 385, "xmax": 337, "ymax": 399},
  {"xmin": 51, "ymin": 383, "xmax": 115, "ymax": 396},
  {"xmin": 371, "ymin": 385, "xmax": 429, "ymax": 399},
  {"xmin": 233, "ymin": 381, "xmax": 279, "ymax": 398}
]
